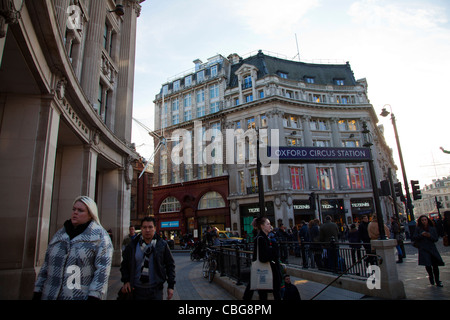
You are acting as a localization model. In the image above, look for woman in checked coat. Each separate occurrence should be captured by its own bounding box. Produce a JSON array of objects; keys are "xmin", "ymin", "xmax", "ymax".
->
[{"xmin": 33, "ymin": 196, "xmax": 113, "ymax": 300}]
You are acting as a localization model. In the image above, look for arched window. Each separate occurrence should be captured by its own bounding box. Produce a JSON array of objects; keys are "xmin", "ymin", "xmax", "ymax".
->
[
  {"xmin": 159, "ymin": 196, "xmax": 181, "ymax": 213},
  {"xmin": 198, "ymin": 191, "xmax": 225, "ymax": 209}
]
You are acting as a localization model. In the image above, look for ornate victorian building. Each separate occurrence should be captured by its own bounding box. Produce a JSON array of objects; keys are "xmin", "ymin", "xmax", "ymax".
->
[
  {"xmin": 152, "ymin": 50, "xmax": 399, "ymax": 241},
  {"xmin": 0, "ymin": 0, "xmax": 144, "ymax": 299}
]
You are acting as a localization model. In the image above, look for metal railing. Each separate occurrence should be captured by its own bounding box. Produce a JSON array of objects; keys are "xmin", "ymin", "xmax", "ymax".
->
[{"xmin": 214, "ymin": 238, "xmax": 376, "ymax": 283}]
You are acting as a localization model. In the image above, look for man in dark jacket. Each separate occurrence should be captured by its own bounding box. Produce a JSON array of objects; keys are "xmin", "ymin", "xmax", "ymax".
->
[
  {"xmin": 120, "ymin": 217, "xmax": 176, "ymax": 300},
  {"xmin": 282, "ymin": 275, "xmax": 301, "ymax": 300},
  {"xmin": 358, "ymin": 214, "xmax": 374, "ymax": 265}
]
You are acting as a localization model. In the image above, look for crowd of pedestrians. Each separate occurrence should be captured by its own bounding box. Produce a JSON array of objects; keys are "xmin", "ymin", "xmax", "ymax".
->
[{"xmin": 30, "ymin": 194, "xmax": 450, "ymax": 300}]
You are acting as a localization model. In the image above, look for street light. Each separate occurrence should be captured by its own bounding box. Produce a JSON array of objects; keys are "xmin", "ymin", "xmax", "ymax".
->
[
  {"xmin": 362, "ymin": 122, "xmax": 386, "ymax": 239},
  {"xmin": 380, "ymin": 104, "xmax": 415, "ymax": 222}
]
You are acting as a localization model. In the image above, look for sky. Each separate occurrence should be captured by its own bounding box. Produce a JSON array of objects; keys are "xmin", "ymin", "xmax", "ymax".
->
[{"xmin": 131, "ymin": 0, "xmax": 450, "ymax": 188}]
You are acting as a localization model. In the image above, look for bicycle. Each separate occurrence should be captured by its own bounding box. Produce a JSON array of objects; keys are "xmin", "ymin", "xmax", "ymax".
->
[{"xmin": 202, "ymin": 248, "xmax": 217, "ymax": 283}]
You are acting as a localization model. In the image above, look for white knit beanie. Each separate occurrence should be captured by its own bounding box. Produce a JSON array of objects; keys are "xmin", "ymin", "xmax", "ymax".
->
[{"xmin": 73, "ymin": 196, "xmax": 100, "ymax": 225}]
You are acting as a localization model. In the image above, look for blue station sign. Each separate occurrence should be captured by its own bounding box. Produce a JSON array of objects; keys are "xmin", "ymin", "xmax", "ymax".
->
[
  {"xmin": 161, "ymin": 221, "xmax": 180, "ymax": 228},
  {"xmin": 267, "ymin": 146, "xmax": 372, "ymax": 163}
]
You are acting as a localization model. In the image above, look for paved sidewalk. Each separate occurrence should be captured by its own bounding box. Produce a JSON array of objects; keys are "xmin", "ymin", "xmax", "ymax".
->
[{"xmin": 107, "ymin": 244, "xmax": 450, "ymax": 300}]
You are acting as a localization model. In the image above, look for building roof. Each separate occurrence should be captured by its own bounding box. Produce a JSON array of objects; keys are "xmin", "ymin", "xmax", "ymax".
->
[{"xmin": 228, "ymin": 50, "xmax": 357, "ymax": 88}]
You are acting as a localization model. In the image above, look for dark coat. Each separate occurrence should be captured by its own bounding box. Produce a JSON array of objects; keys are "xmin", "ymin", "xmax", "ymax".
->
[
  {"xmin": 319, "ymin": 221, "xmax": 339, "ymax": 243},
  {"xmin": 412, "ymin": 226, "xmax": 444, "ymax": 267},
  {"xmin": 120, "ymin": 234, "xmax": 176, "ymax": 289},
  {"xmin": 283, "ymin": 283, "xmax": 301, "ymax": 300}
]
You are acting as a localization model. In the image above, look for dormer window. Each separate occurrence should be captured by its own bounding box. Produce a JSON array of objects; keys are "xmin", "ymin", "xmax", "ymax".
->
[
  {"xmin": 173, "ymin": 80, "xmax": 180, "ymax": 91},
  {"xmin": 243, "ymin": 75, "xmax": 252, "ymax": 89},
  {"xmin": 278, "ymin": 71, "xmax": 288, "ymax": 79},
  {"xmin": 197, "ymin": 70, "xmax": 205, "ymax": 82},
  {"xmin": 304, "ymin": 76, "xmax": 315, "ymax": 84}
]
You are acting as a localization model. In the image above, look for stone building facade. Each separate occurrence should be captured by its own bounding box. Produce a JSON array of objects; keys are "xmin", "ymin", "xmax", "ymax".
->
[
  {"xmin": 0, "ymin": 0, "xmax": 144, "ymax": 299},
  {"xmin": 152, "ymin": 50, "xmax": 399, "ymax": 241}
]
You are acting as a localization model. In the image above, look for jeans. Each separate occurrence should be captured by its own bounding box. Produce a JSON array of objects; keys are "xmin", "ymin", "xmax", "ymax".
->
[{"xmin": 133, "ymin": 285, "xmax": 164, "ymax": 300}]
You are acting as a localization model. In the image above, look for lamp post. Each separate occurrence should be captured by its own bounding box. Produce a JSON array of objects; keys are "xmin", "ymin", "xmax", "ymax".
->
[
  {"xmin": 362, "ymin": 122, "xmax": 386, "ymax": 239},
  {"xmin": 380, "ymin": 105, "xmax": 414, "ymax": 222},
  {"xmin": 256, "ymin": 127, "xmax": 265, "ymax": 218}
]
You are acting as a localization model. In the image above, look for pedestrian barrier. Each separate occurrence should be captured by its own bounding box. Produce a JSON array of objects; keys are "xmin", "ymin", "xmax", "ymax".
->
[{"xmin": 213, "ymin": 238, "xmax": 380, "ymax": 291}]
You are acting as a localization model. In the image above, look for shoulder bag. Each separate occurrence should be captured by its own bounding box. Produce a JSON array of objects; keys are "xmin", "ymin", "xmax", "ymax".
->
[{"xmin": 250, "ymin": 237, "xmax": 273, "ymax": 291}]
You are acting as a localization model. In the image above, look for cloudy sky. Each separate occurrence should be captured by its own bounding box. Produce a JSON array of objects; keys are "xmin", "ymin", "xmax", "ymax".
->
[{"xmin": 132, "ymin": 0, "xmax": 450, "ymax": 187}]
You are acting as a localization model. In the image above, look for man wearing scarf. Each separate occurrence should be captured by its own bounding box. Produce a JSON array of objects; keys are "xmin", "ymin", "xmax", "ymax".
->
[{"xmin": 120, "ymin": 217, "xmax": 176, "ymax": 300}]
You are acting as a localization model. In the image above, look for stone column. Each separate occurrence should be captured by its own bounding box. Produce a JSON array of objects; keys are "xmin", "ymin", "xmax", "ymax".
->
[
  {"xmin": 301, "ymin": 115, "xmax": 318, "ymax": 189},
  {"xmin": 370, "ymin": 239, "xmax": 406, "ymax": 299},
  {"xmin": 80, "ymin": 0, "xmax": 107, "ymax": 107},
  {"xmin": 330, "ymin": 118, "xmax": 348, "ymax": 189},
  {"xmin": 53, "ymin": 0, "xmax": 70, "ymax": 37},
  {"xmin": 115, "ymin": 0, "xmax": 142, "ymax": 143}
]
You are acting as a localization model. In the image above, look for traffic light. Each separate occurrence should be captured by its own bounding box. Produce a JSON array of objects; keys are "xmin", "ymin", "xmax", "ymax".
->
[
  {"xmin": 394, "ymin": 182, "xmax": 403, "ymax": 198},
  {"xmin": 380, "ymin": 180, "xmax": 391, "ymax": 196},
  {"xmin": 411, "ymin": 180, "xmax": 422, "ymax": 200}
]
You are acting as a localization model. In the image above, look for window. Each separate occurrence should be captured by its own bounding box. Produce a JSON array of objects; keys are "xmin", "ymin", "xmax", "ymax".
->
[
  {"xmin": 247, "ymin": 117, "xmax": 256, "ymax": 129},
  {"xmin": 278, "ymin": 72, "xmax": 288, "ymax": 79},
  {"xmin": 97, "ymin": 83, "xmax": 103, "ymax": 113},
  {"xmin": 287, "ymin": 138, "xmax": 301, "ymax": 146},
  {"xmin": 172, "ymin": 114, "xmax": 179, "ymax": 125},
  {"xmin": 103, "ymin": 24, "xmax": 108, "ymax": 50},
  {"xmin": 283, "ymin": 115, "xmax": 300, "ymax": 128},
  {"xmin": 338, "ymin": 119, "xmax": 357, "ymax": 131},
  {"xmin": 159, "ymin": 196, "xmax": 181, "ymax": 213},
  {"xmin": 305, "ymin": 77, "xmax": 315, "ymax": 84},
  {"xmin": 197, "ymin": 105, "xmax": 205, "ymax": 117},
  {"xmin": 235, "ymin": 121, "xmax": 241, "ymax": 129},
  {"xmin": 259, "ymin": 90, "xmax": 265, "ymax": 99},
  {"xmin": 310, "ymin": 119, "xmax": 329, "ymax": 131},
  {"xmin": 160, "ymin": 154, "xmax": 168, "ymax": 185},
  {"xmin": 184, "ymin": 110, "xmax": 192, "ymax": 122},
  {"xmin": 210, "ymin": 84, "xmax": 219, "ymax": 99},
  {"xmin": 346, "ymin": 167, "xmax": 366, "ymax": 189},
  {"xmin": 184, "ymin": 165, "xmax": 193, "ymax": 181},
  {"xmin": 184, "ymin": 93, "xmax": 191, "ymax": 108},
  {"xmin": 198, "ymin": 191, "xmax": 225, "ymax": 209},
  {"xmin": 196, "ymin": 89, "xmax": 205, "ymax": 103},
  {"xmin": 209, "ymin": 102, "xmax": 218, "ymax": 113},
  {"xmin": 162, "ymin": 85, "xmax": 168, "ymax": 95},
  {"xmin": 185, "ymin": 75, "xmax": 192, "ymax": 87},
  {"xmin": 342, "ymin": 140, "xmax": 360, "ymax": 148},
  {"xmin": 173, "ymin": 80, "xmax": 180, "ymax": 91},
  {"xmin": 313, "ymin": 94, "xmax": 322, "ymax": 103},
  {"xmin": 261, "ymin": 115, "xmax": 268, "ymax": 127},
  {"xmin": 172, "ymin": 98, "xmax": 179, "ymax": 112},
  {"xmin": 198, "ymin": 165, "xmax": 207, "ymax": 179},
  {"xmin": 212, "ymin": 164, "xmax": 222, "ymax": 177},
  {"xmin": 313, "ymin": 140, "xmax": 331, "ymax": 147},
  {"xmin": 197, "ymin": 70, "xmax": 205, "ymax": 82},
  {"xmin": 210, "ymin": 65, "xmax": 218, "ymax": 77},
  {"xmin": 243, "ymin": 75, "xmax": 252, "ymax": 89},
  {"xmin": 249, "ymin": 169, "xmax": 258, "ymax": 189},
  {"xmin": 238, "ymin": 171, "xmax": 245, "ymax": 193},
  {"xmin": 317, "ymin": 167, "xmax": 335, "ymax": 190},
  {"xmin": 235, "ymin": 98, "xmax": 239, "ymax": 106},
  {"xmin": 335, "ymin": 79, "xmax": 344, "ymax": 86},
  {"xmin": 291, "ymin": 167, "xmax": 305, "ymax": 190},
  {"xmin": 245, "ymin": 94, "xmax": 253, "ymax": 103}
]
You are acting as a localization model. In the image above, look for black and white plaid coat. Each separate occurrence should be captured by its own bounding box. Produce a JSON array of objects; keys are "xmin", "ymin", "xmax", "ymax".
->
[{"xmin": 34, "ymin": 221, "xmax": 113, "ymax": 300}]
